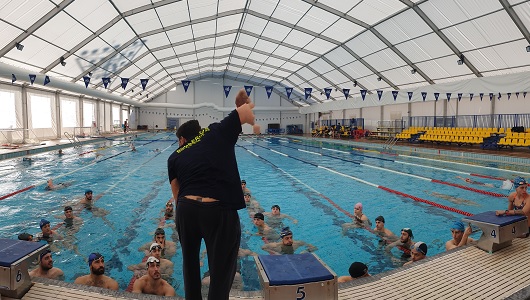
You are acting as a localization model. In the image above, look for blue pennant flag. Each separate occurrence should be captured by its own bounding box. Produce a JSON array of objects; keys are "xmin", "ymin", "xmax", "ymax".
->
[
  {"xmin": 470, "ymin": 93, "xmax": 474, "ymax": 101},
  {"xmin": 286, "ymin": 87, "xmax": 293, "ymax": 99},
  {"xmin": 479, "ymin": 93, "xmax": 484, "ymax": 101},
  {"xmin": 223, "ymin": 86, "xmax": 231, "ymax": 98},
  {"xmin": 343, "ymin": 88, "xmax": 350, "ymax": 99},
  {"xmin": 305, "ymin": 88, "xmax": 312, "ymax": 100},
  {"xmin": 392, "ymin": 91, "xmax": 398, "ymax": 101},
  {"xmin": 121, "ymin": 78, "xmax": 129, "ymax": 90},
  {"xmin": 408, "ymin": 92, "xmax": 413, "ymax": 101},
  {"xmin": 421, "ymin": 92, "xmax": 427, "ymax": 101},
  {"xmin": 434, "ymin": 92, "xmax": 439, "ymax": 101},
  {"xmin": 182, "ymin": 80, "xmax": 190, "ymax": 92},
  {"xmin": 102, "ymin": 78, "xmax": 110, "ymax": 89},
  {"xmin": 377, "ymin": 90, "xmax": 383, "ymax": 100},
  {"xmin": 324, "ymin": 88, "xmax": 332, "ymax": 100},
  {"xmin": 265, "ymin": 86, "xmax": 273, "ymax": 99},
  {"xmin": 516, "ymin": 92, "xmax": 520, "ymax": 98},
  {"xmin": 446, "ymin": 93, "xmax": 451, "ymax": 102},
  {"xmin": 489, "ymin": 93, "xmax": 493, "ymax": 101},
  {"xmin": 507, "ymin": 92, "xmax": 511, "ymax": 100},
  {"xmin": 524, "ymin": 92, "xmax": 527, "ymax": 98},
  {"xmin": 457, "ymin": 93, "xmax": 462, "ymax": 102},
  {"xmin": 44, "ymin": 75, "xmax": 50, "ymax": 86},
  {"xmin": 244, "ymin": 85, "xmax": 253, "ymax": 96},
  {"xmin": 11, "ymin": 74, "xmax": 16, "ymax": 83},
  {"xmin": 360, "ymin": 90, "xmax": 367, "ymax": 101},
  {"xmin": 498, "ymin": 92, "xmax": 501, "ymax": 100},
  {"xmin": 140, "ymin": 79, "xmax": 148, "ymax": 91},
  {"xmin": 83, "ymin": 76, "xmax": 90, "ymax": 88},
  {"xmin": 29, "ymin": 74, "xmax": 36, "ymax": 85}
]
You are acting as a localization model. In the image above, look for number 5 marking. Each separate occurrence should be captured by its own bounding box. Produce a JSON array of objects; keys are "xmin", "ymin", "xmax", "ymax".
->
[{"xmin": 296, "ymin": 286, "xmax": 306, "ymax": 300}]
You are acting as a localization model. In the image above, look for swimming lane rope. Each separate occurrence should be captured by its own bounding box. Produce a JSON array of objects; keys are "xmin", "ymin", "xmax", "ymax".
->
[{"xmin": 240, "ymin": 140, "xmax": 473, "ymax": 216}]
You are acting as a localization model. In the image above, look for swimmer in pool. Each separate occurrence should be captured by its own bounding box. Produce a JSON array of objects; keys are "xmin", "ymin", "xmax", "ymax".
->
[
  {"xmin": 261, "ymin": 227, "xmax": 317, "ymax": 255},
  {"xmin": 45, "ymin": 178, "xmax": 71, "ymax": 191},
  {"xmin": 263, "ymin": 205, "xmax": 298, "ymax": 230},
  {"xmin": 342, "ymin": 202, "xmax": 371, "ymax": 233},
  {"xmin": 456, "ymin": 176, "xmax": 494, "ymax": 187}
]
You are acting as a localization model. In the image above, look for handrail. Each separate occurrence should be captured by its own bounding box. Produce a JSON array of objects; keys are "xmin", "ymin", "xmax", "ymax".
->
[{"xmin": 64, "ymin": 132, "xmax": 81, "ymax": 148}]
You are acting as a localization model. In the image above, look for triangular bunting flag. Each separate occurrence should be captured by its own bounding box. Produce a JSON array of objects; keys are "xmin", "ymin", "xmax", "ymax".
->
[
  {"xmin": 324, "ymin": 88, "xmax": 332, "ymax": 100},
  {"xmin": 507, "ymin": 92, "xmax": 511, "ymax": 100},
  {"xmin": 286, "ymin": 87, "xmax": 293, "ymax": 99},
  {"xmin": 516, "ymin": 92, "xmax": 520, "ymax": 98},
  {"xmin": 29, "ymin": 74, "xmax": 36, "ymax": 85},
  {"xmin": 83, "ymin": 76, "xmax": 90, "ymax": 88},
  {"xmin": 377, "ymin": 90, "xmax": 383, "ymax": 101},
  {"xmin": 408, "ymin": 92, "xmax": 413, "ymax": 101},
  {"xmin": 498, "ymin": 92, "xmax": 501, "ymax": 100},
  {"xmin": 446, "ymin": 93, "xmax": 451, "ymax": 102},
  {"xmin": 244, "ymin": 85, "xmax": 253, "ymax": 96},
  {"xmin": 305, "ymin": 88, "xmax": 312, "ymax": 100},
  {"xmin": 457, "ymin": 93, "xmax": 462, "ymax": 102},
  {"xmin": 470, "ymin": 93, "xmax": 474, "ymax": 101},
  {"xmin": 489, "ymin": 93, "xmax": 493, "ymax": 101},
  {"xmin": 102, "ymin": 78, "xmax": 110, "ymax": 89},
  {"xmin": 182, "ymin": 80, "xmax": 190, "ymax": 92},
  {"xmin": 421, "ymin": 92, "xmax": 427, "ymax": 101},
  {"xmin": 434, "ymin": 92, "xmax": 439, "ymax": 101},
  {"xmin": 11, "ymin": 74, "xmax": 16, "ymax": 84},
  {"xmin": 223, "ymin": 86, "xmax": 231, "ymax": 98},
  {"xmin": 343, "ymin": 89, "xmax": 350, "ymax": 99},
  {"xmin": 524, "ymin": 92, "xmax": 527, "ymax": 98},
  {"xmin": 480, "ymin": 93, "xmax": 484, "ymax": 101},
  {"xmin": 44, "ymin": 75, "xmax": 50, "ymax": 86},
  {"xmin": 140, "ymin": 79, "xmax": 149, "ymax": 91},
  {"xmin": 121, "ymin": 78, "xmax": 129, "ymax": 90},
  {"xmin": 392, "ymin": 91, "xmax": 398, "ymax": 101},
  {"xmin": 360, "ymin": 90, "xmax": 367, "ymax": 101},
  {"xmin": 265, "ymin": 86, "xmax": 273, "ymax": 99}
]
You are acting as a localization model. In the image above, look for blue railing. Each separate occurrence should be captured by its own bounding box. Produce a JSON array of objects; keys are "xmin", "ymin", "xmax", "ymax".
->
[{"xmin": 407, "ymin": 113, "xmax": 530, "ymax": 129}]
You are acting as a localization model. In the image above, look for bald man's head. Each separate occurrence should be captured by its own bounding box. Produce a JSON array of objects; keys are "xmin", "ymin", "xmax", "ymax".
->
[{"xmin": 235, "ymin": 89, "xmax": 250, "ymax": 107}]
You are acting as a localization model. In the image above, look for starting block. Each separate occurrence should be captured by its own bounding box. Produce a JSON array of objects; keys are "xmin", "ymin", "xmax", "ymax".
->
[
  {"xmin": 462, "ymin": 211, "xmax": 528, "ymax": 253},
  {"xmin": 255, "ymin": 253, "xmax": 337, "ymax": 300},
  {"xmin": 0, "ymin": 239, "xmax": 48, "ymax": 299}
]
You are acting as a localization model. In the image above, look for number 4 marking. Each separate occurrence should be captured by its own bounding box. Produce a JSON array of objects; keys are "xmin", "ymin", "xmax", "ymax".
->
[
  {"xmin": 512, "ymin": 227, "xmax": 516, "ymax": 234},
  {"xmin": 296, "ymin": 286, "xmax": 306, "ymax": 300},
  {"xmin": 491, "ymin": 230, "xmax": 496, "ymax": 238}
]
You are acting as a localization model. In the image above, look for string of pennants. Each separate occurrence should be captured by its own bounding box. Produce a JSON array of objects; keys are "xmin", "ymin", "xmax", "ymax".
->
[
  {"xmin": 11, "ymin": 74, "xmax": 150, "ymax": 91},
  {"xmin": 180, "ymin": 80, "xmax": 527, "ymax": 102}
]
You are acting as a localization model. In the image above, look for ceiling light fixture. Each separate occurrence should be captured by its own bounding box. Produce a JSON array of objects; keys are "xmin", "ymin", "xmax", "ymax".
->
[
  {"xmin": 377, "ymin": 77, "xmax": 382, "ymax": 81},
  {"xmin": 527, "ymin": 45, "xmax": 530, "ymax": 52},
  {"xmin": 88, "ymin": 72, "xmax": 93, "ymax": 77},
  {"xmin": 131, "ymin": 89, "xmax": 134, "ymax": 93},
  {"xmin": 15, "ymin": 42, "xmax": 24, "ymax": 51},
  {"xmin": 60, "ymin": 57, "xmax": 66, "ymax": 66},
  {"xmin": 411, "ymin": 68, "xmax": 416, "ymax": 74},
  {"xmin": 353, "ymin": 81, "xmax": 357, "ymax": 87},
  {"xmin": 457, "ymin": 54, "xmax": 464, "ymax": 65}
]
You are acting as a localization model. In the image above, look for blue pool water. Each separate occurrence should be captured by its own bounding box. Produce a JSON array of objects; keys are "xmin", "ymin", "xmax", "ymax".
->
[{"xmin": 0, "ymin": 133, "xmax": 521, "ymax": 297}]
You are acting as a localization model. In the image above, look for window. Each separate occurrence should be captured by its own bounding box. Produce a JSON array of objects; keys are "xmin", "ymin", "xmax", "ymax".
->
[
  {"xmin": 83, "ymin": 102, "xmax": 95, "ymax": 127},
  {"xmin": 61, "ymin": 99, "xmax": 77, "ymax": 127},
  {"xmin": 30, "ymin": 95, "xmax": 52, "ymax": 129},
  {"xmin": 0, "ymin": 91, "xmax": 16, "ymax": 129},
  {"xmin": 112, "ymin": 106, "xmax": 121, "ymax": 126}
]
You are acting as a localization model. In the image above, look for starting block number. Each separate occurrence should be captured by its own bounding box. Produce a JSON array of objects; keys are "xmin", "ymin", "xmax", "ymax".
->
[
  {"xmin": 297, "ymin": 287, "xmax": 306, "ymax": 300},
  {"xmin": 16, "ymin": 269, "xmax": 22, "ymax": 282},
  {"xmin": 491, "ymin": 226, "xmax": 517, "ymax": 239}
]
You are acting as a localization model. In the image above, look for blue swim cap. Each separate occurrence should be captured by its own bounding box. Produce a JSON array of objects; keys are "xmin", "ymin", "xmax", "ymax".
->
[
  {"xmin": 280, "ymin": 227, "xmax": 293, "ymax": 238},
  {"xmin": 88, "ymin": 252, "xmax": 103, "ymax": 266},
  {"xmin": 514, "ymin": 177, "xmax": 527, "ymax": 187},
  {"xmin": 451, "ymin": 221, "xmax": 465, "ymax": 232},
  {"xmin": 39, "ymin": 219, "xmax": 50, "ymax": 229},
  {"xmin": 85, "ymin": 189, "xmax": 93, "ymax": 195}
]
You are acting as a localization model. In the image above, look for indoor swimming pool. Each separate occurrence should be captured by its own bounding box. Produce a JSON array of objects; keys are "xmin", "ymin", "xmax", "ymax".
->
[{"xmin": 0, "ymin": 133, "xmax": 524, "ymax": 297}]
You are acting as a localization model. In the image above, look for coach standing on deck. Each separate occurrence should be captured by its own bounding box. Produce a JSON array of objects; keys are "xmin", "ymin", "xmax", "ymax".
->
[{"xmin": 167, "ymin": 89, "xmax": 259, "ymax": 300}]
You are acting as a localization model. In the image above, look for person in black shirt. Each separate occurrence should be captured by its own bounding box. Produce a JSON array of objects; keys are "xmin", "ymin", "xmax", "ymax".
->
[{"xmin": 167, "ymin": 89, "xmax": 258, "ymax": 300}]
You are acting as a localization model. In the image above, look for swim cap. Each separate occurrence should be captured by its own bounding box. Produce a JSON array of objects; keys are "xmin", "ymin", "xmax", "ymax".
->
[
  {"xmin": 354, "ymin": 203, "xmax": 363, "ymax": 210},
  {"xmin": 39, "ymin": 249, "xmax": 51, "ymax": 261},
  {"xmin": 244, "ymin": 192, "xmax": 251, "ymax": 196},
  {"xmin": 241, "ymin": 180, "xmax": 246, "ymax": 184},
  {"xmin": 154, "ymin": 228, "xmax": 165, "ymax": 236},
  {"xmin": 280, "ymin": 227, "xmax": 293, "ymax": 238},
  {"xmin": 401, "ymin": 228, "xmax": 413, "ymax": 238},
  {"xmin": 514, "ymin": 176, "xmax": 527, "ymax": 187},
  {"xmin": 146, "ymin": 256, "xmax": 160, "ymax": 268},
  {"xmin": 348, "ymin": 262, "xmax": 368, "ymax": 278},
  {"xmin": 85, "ymin": 189, "xmax": 93, "ymax": 195},
  {"xmin": 451, "ymin": 221, "xmax": 465, "ymax": 232},
  {"xmin": 150, "ymin": 243, "xmax": 162, "ymax": 252},
  {"xmin": 411, "ymin": 242, "xmax": 427, "ymax": 255},
  {"xmin": 39, "ymin": 219, "xmax": 50, "ymax": 229},
  {"xmin": 18, "ymin": 233, "xmax": 32, "ymax": 241},
  {"xmin": 88, "ymin": 252, "xmax": 103, "ymax": 266},
  {"xmin": 254, "ymin": 213, "xmax": 264, "ymax": 220},
  {"xmin": 64, "ymin": 206, "xmax": 73, "ymax": 212},
  {"xmin": 271, "ymin": 205, "xmax": 280, "ymax": 210},
  {"xmin": 375, "ymin": 216, "xmax": 385, "ymax": 223}
]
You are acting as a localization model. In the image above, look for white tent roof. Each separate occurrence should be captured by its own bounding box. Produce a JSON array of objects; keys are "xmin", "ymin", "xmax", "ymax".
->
[{"xmin": 0, "ymin": 0, "xmax": 529, "ymax": 107}]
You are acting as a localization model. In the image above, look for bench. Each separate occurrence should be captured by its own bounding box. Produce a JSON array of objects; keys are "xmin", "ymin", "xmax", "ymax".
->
[{"xmin": 462, "ymin": 211, "xmax": 528, "ymax": 253}]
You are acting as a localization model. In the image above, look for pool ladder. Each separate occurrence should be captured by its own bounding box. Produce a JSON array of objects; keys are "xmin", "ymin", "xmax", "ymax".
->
[
  {"xmin": 383, "ymin": 136, "xmax": 398, "ymax": 149},
  {"xmin": 64, "ymin": 132, "xmax": 81, "ymax": 148}
]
